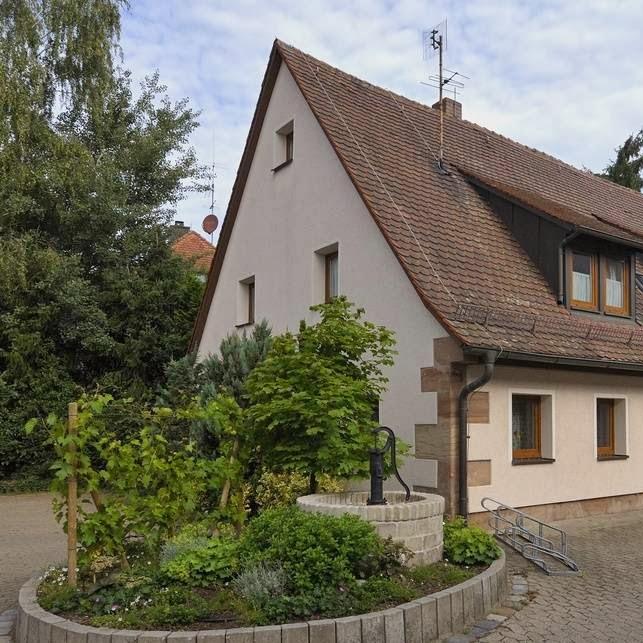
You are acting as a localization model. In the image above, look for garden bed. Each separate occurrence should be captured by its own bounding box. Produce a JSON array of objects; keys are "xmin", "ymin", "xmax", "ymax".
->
[{"xmin": 17, "ymin": 551, "xmax": 506, "ymax": 643}]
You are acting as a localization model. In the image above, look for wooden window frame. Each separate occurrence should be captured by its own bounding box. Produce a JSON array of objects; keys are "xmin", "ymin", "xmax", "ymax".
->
[
  {"xmin": 569, "ymin": 251, "xmax": 598, "ymax": 311},
  {"xmin": 324, "ymin": 251, "xmax": 338, "ymax": 303},
  {"xmin": 512, "ymin": 394, "xmax": 542, "ymax": 460},
  {"xmin": 247, "ymin": 280, "xmax": 255, "ymax": 324},
  {"xmin": 602, "ymin": 256, "xmax": 630, "ymax": 317},
  {"xmin": 596, "ymin": 398, "xmax": 615, "ymax": 457}
]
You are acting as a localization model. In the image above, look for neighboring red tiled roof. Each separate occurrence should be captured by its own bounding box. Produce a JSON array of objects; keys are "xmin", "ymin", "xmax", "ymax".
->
[
  {"xmin": 172, "ymin": 231, "xmax": 215, "ymax": 272},
  {"xmin": 191, "ymin": 40, "xmax": 643, "ymax": 368}
]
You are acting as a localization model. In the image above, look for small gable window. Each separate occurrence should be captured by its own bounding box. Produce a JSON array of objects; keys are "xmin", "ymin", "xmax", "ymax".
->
[
  {"xmin": 571, "ymin": 251, "xmax": 597, "ymax": 310},
  {"xmin": 237, "ymin": 276, "xmax": 255, "ymax": 327},
  {"xmin": 273, "ymin": 120, "xmax": 294, "ymax": 171}
]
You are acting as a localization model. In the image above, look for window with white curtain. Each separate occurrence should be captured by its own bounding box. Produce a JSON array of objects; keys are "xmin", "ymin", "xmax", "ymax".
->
[
  {"xmin": 571, "ymin": 252, "xmax": 596, "ymax": 308},
  {"xmin": 569, "ymin": 250, "xmax": 630, "ymax": 317},
  {"xmin": 605, "ymin": 258, "xmax": 625, "ymax": 312}
]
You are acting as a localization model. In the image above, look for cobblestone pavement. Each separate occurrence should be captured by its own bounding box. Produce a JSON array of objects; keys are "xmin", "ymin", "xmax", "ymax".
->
[
  {"xmin": 481, "ymin": 509, "xmax": 643, "ymax": 642},
  {"xmin": 0, "ymin": 493, "xmax": 65, "ymax": 614}
]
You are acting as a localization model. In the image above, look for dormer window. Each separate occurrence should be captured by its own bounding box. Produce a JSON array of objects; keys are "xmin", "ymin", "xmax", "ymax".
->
[
  {"xmin": 568, "ymin": 248, "xmax": 630, "ymax": 317},
  {"xmin": 571, "ymin": 252, "xmax": 598, "ymax": 310},
  {"xmin": 604, "ymin": 257, "xmax": 628, "ymax": 315}
]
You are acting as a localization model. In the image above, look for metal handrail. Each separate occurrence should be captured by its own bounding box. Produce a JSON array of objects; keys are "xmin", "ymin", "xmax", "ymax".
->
[{"xmin": 481, "ymin": 497, "xmax": 580, "ymax": 576}]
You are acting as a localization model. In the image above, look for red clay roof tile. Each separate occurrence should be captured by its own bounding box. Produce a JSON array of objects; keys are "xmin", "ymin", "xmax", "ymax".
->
[{"xmin": 172, "ymin": 231, "xmax": 215, "ymax": 272}]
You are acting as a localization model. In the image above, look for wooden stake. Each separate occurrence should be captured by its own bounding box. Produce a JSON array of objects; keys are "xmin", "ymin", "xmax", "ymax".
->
[
  {"xmin": 218, "ymin": 437, "xmax": 240, "ymax": 511},
  {"xmin": 67, "ymin": 402, "xmax": 78, "ymax": 587}
]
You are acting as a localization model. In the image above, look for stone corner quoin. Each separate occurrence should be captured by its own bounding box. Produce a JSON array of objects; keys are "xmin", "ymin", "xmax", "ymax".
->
[{"xmin": 16, "ymin": 550, "xmax": 506, "ymax": 643}]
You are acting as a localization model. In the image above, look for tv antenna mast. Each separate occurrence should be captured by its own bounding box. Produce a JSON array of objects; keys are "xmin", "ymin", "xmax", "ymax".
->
[
  {"xmin": 422, "ymin": 21, "xmax": 468, "ymax": 169},
  {"xmin": 202, "ymin": 129, "xmax": 220, "ymax": 242}
]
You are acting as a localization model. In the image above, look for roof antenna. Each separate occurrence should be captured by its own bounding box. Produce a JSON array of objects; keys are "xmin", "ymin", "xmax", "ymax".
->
[{"xmin": 422, "ymin": 20, "xmax": 468, "ymax": 172}]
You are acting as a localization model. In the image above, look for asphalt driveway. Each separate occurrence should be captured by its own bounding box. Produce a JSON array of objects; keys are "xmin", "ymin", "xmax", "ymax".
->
[{"xmin": 0, "ymin": 493, "xmax": 65, "ymax": 613}]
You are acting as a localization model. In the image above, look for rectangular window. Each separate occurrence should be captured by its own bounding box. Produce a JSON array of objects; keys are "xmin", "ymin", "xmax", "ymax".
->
[
  {"xmin": 596, "ymin": 398, "xmax": 615, "ymax": 457},
  {"xmin": 285, "ymin": 131, "xmax": 294, "ymax": 162},
  {"xmin": 604, "ymin": 257, "xmax": 629, "ymax": 316},
  {"xmin": 273, "ymin": 120, "xmax": 294, "ymax": 171},
  {"xmin": 512, "ymin": 395, "xmax": 541, "ymax": 459},
  {"xmin": 247, "ymin": 280, "xmax": 255, "ymax": 324},
  {"xmin": 325, "ymin": 251, "xmax": 339, "ymax": 302},
  {"xmin": 571, "ymin": 251, "xmax": 598, "ymax": 310},
  {"xmin": 237, "ymin": 276, "xmax": 255, "ymax": 327}
]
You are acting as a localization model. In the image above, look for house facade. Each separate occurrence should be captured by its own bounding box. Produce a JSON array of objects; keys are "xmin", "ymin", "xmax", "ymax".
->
[{"xmin": 192, "ymin": 40, "xmax": 643, "ymax": 520}]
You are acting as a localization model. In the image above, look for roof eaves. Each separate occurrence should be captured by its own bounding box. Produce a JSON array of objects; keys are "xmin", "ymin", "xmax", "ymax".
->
[{"xmin": 189, "ymin": 41, "xmax": 283, "ymax": 352}]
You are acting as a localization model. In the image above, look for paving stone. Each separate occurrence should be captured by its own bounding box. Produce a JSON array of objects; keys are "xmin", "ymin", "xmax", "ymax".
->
[
  {"xmin": 415, "ymin": 596, "xmax": 436, "ymax": 642},
  {"xmin": 307, "ymin": 620, "xmax": 333, "ymax": 643},
  {"xmin": 401, "ymin": 602, "xmax": 422, "ymax": 643},
  {"xmin": 382, "ymin": 609, "xmax": 404, "ymax": 643},
  {"xmin": 281, "ymin": 623, "xmax": 308, "ymax": 643},
  {"xmin": 360, "ymin": 613, "xmax": 384, "ymax": 643},
  {"xmin": 335, "ymin": 617, "xmax": 360, "ymax": 643},
  {"xmin": 485, "ymin": 614, "xmax": 507, "ymax": 623},
  {"xmin": 167, "ymin": 633, "xmax": 198, "ymax": 643},
  {"xmin": 450, "ymin": 590, "xmax": 464, "ymax": 633},
  {"xmin": 138, "ymin": 632, "xmax": 171, "ymax": 643},
  {"xmin": 110, "ymin": 630, "xmax": 143, "ymax": 643},
  {"xmin": 226, "ymin": 629, "xmax": 255, "ymax": 643},
  {"xmin": 254, "ymin": 625, "xmax": 281, "ymax": 643},
  {"xmin": 435, "ymin": 592, "xmax": 452, "ymax": 638},
  {"xmin": 196, "ymin": 632, "xmax": 226, "ymax": 643},
  {"xmin": 87, "ymin": 628, "xmax": 119, "ymax": 643}
]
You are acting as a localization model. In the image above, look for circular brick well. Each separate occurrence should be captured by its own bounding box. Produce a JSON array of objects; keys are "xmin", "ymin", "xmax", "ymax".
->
[{"xmin": 296, "ymin": 491, "xmax": 444, "ymax": 565}]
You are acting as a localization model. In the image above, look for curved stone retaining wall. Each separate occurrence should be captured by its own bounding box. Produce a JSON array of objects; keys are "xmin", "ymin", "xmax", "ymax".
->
[
  {"xmin": 16, "ymin": 551, "xmax": 505, "ymax": 643},
  {"xmin": 296, "ymin": 492, "xmax": 444, "ymax": 565}
]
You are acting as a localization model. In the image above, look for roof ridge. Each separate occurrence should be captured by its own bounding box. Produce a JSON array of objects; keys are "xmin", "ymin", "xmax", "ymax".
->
[{"xmin": 276, "ymin": 39, "xmax": 643, "ymax": 210}]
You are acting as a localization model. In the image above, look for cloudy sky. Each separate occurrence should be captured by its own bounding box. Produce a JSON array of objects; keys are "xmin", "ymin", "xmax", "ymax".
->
[{"xmin": 120, "ymin": 0, "xmax": 643, "ymax": 242}]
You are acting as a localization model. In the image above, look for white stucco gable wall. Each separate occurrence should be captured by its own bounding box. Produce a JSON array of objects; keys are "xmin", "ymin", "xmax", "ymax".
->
[{"xmin": 198, "ymin": 62, "xmax": 449, "ymax": 488}]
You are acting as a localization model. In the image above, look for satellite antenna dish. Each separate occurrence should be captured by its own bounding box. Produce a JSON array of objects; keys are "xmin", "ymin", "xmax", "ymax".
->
[{"xmin": 202, "ymin": 214, "xmax": 218, "ymax": 237}]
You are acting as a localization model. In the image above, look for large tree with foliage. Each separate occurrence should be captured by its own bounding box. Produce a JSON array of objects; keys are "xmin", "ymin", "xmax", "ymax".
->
[
  {"xmin": 0, "ymin": 0, "xmax": 206, "ymax": 478},
  {"xmin": 601, "ymin": 129, "xmax": 643, "ymax": 192}
]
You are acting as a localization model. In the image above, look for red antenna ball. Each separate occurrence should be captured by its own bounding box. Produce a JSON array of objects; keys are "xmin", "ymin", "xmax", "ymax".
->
[{"xmin": 202, "ymin": 214, "xmax": 219, "ymax": 235}]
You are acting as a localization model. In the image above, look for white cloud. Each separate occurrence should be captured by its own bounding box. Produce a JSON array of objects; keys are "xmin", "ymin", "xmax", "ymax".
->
[{"xmin": 120, "ymin": 0, "xmax": 643, "ymax": 242}]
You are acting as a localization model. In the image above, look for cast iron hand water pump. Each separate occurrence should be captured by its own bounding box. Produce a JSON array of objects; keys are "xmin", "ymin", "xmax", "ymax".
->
[{"xmin": 367, "ymin": 426, "xmax": 411, "ymax": 505}]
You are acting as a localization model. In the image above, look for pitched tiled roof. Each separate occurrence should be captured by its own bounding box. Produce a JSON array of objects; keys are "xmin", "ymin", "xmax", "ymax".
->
[
  {"xmin": 192, "ymin": 40, "xmax": 643, "ymax": 368},
  {"xmin": 172, "ymin": 231, "xmax": 215, "ymax": 272}
]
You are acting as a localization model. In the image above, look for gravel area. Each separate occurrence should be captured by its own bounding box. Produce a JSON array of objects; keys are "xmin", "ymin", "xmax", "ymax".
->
[{"xmin": 0, "ymin": 493, "xmax": 65, "ymax": 613}]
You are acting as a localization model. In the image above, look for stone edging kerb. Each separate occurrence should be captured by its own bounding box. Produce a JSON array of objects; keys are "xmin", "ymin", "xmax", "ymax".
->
[{"xmin": 16, "ymin": 550, "xmax": 505, "ymax": 643}]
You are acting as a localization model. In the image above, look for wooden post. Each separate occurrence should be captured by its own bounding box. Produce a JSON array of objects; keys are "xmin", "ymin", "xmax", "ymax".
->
[{"xmin": 67, "ymin": 402, "xmax": 78, "ymax": 587}]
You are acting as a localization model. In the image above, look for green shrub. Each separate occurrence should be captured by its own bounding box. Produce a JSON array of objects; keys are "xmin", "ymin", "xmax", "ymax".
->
[
  {"xmin": 245, "ymin": 470, "xmax": 344, "ymax": 513},
  {"xmin": 443, "ymin": 517, "xmax": 501, "ymax": 566},
  {"xmin": 232, "ymin": 562, "xmax": 288, "ymax": 611},
  {"xmin": 160, "ymin": 536, "xmax": 239, "ymax": 586},
  {"xmin": 238, "ymin": 506, "xmax": 403, "ymax": 617}
]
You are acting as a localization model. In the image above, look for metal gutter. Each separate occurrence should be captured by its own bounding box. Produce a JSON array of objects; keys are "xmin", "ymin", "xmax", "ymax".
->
[
  {"xmin": 465, "ymin": 346, "xmax": 643, "ymax": 373},
  {"xmin": 458, "ymin": 350, "xmax": 497, "ymax": 518}
]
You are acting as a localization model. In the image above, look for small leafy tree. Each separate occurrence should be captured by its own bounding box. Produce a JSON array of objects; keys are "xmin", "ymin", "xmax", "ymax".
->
[
  {"xmin": 245, "ymin": 298, "xmax": 396, "ymax": 492},
  {"xmin": 27, "ymin": 395, "xmax": 216, "ymax": 570}
]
